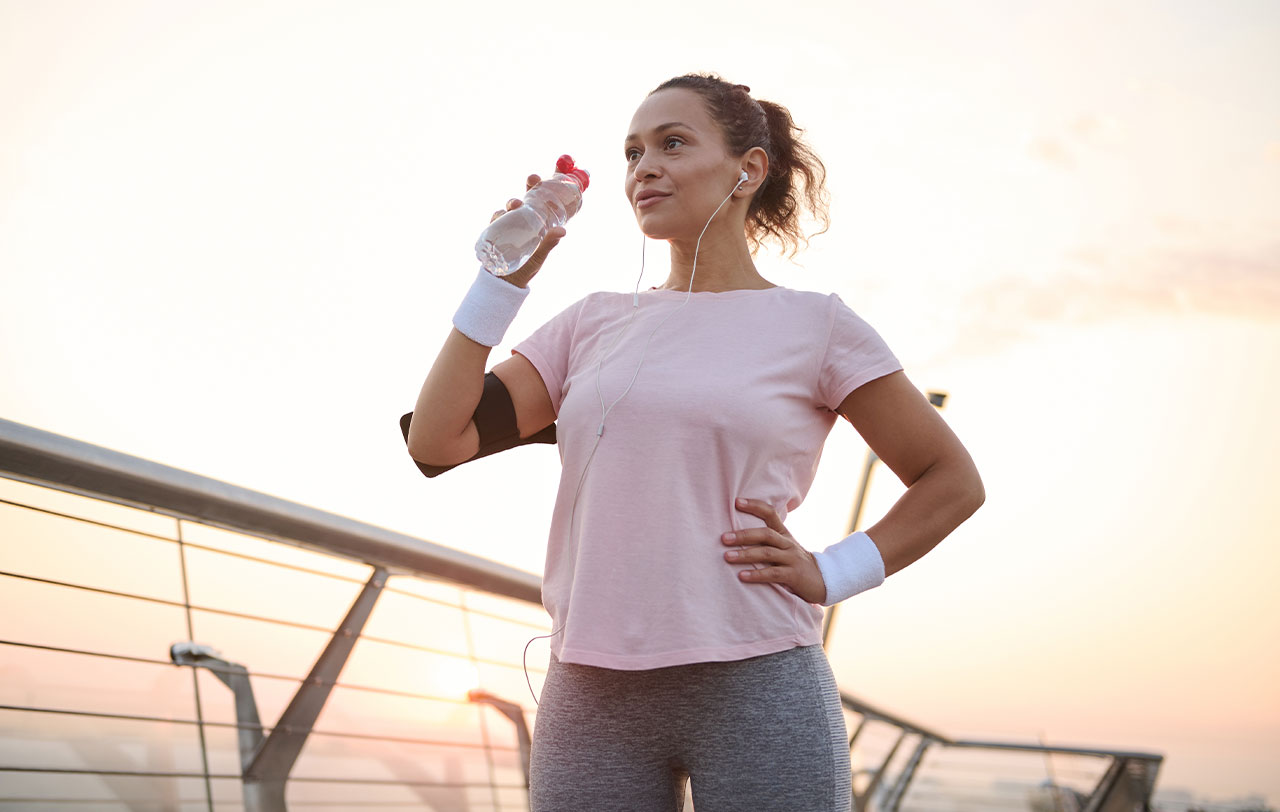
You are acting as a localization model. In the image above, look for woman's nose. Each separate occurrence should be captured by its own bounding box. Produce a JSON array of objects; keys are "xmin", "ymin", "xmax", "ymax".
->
[{"xmin": 633, "ymin": 152, "xmax": 661, "ymax": 180}]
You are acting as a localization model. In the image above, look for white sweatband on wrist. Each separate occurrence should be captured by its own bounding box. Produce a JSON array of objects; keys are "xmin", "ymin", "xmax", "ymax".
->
[
  {"xmin": 813, "ymin": 531, "xmax": 886, "ymax": 606},
  {"xmin": 452, "ymin": 268, "xmax": 531, "ymax": 347}
]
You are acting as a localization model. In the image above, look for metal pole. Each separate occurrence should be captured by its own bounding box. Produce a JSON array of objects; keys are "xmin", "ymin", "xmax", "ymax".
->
[
  {"xmin": 1082, "ymin": 757, "xmax": 1125, "ymax": 812},
  {"xmin": 468, "ymin": 690, "xmax": 533, "ymax": 791},
  {"xmin": 242, "ymin": 567, "xmax": 388, "ymax": 807},
  {"xmin": 882, "ymin": 737, "xmax": 931, "ymax": 812},
  {"xmin": 859, "ymin": 728, "xmax": 905, "ymax": 812},
  {"xmin": 169, "ymin": 644, "xmax": 265, "ymax": 770},
  {"xmin": 171, "ymin": 568, "xmax": 388, "ymax": 812}
]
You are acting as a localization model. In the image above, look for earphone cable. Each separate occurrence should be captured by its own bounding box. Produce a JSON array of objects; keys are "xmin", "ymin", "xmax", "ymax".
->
[{"xmin": 520, "ymin": 179, "xmax": 743, "ymax": 707}]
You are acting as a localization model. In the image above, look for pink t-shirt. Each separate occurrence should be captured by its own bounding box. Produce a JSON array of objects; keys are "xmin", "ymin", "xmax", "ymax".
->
[{"xmin": 513, "ymin": 285, "xmax": 902, "ymax": 670}]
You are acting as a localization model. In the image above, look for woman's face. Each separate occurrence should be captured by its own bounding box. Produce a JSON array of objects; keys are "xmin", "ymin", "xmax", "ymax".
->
[{"xmin": 624, "ymin": 88, "xmax": 744, "ymax": 241}]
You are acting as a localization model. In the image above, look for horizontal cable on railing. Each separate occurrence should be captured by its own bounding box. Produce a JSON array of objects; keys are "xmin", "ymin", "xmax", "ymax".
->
[
  {"xmin": 0, "ymin": 423, "xmax": 545, "ymax": 605},
  {"xmin": 1, "ymin": 569, "xmax": 186, "ymax": 609},
  {"xmin": 0, "ymin": 705, "xmax": 518, "ymax": 753},
  {"xmin": 0, "ymin": 639, "xmax": 174, "ymax": 668},
  {"xmin": 914, "ymin": 765, "xmax": 1098, "ymax": 784},
  {"xmin": 0, "ymin": 802, "xmax": 456, "ymax": 809},
  {"xmin": 448, "ymin": 595, "xmax": 549, "ymax": 632},
  {"xmin": 902, "ymin": 774, "xmax": 1058, "ymax": 791},
  {"xmin": 916, "ymin": 760, "xmax": 1073, "ymax": 774},
  {"xmin": 1026, "ymin": 764, "xmax": 1106, "ymax": 779},
  {"xmin": 0, "ymin": 766, "xmax": 523, "ymax": 790},
  {"xmin": 0, "ymin": 497, "xmax": 178, "ymax": 544},
  {"xmin": 901, "ymin": 799, "xmax": 1029, "ymax": 804},
  {"xmin": 898, "ymin": 805, "xmax": 1025, "ymax": 812},
  {"xmin": 273, "ymin": 776, "xmax": 528, "ymax": 788},
  {"xmin": 0, "ymin": 766, "xmax": 240, "ymax": 780},
  {"xmin": 174, "ymin": 520, "xmax": 550, "ymax": 632},
  {"xmin": 905, "ymin": 783, "xmax": 1055, "ymax": 797},
  {"xmin": 898, "ymin": 790, "xmax": 1031, "ymax": 808},
  {"xmin": 185, "ymin": 535, "xmax": 550, "ymax": 631},
  {"xmin": 0, "ymin": 571, "xmax": 548, "ymax": 674},
  {"xmin": 179, "ymin": 540, "xmax": 372, "ymax": 585},
  {"xmin": 0, "ymin": 640, "xmax": 543, "ymax": 706},
  {"xmin": 4, "ymin": 495, "xmax": 551, "ymax": 635}
]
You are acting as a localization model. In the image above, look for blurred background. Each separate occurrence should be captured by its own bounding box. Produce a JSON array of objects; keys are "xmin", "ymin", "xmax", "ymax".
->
[{"xmin": 1, "ymin": 0, "xmax": 1277, "ymax": 809}]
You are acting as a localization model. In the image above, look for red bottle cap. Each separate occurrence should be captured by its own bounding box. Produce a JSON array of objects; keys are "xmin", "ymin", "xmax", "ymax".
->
[{"xmin": 556, "ymin": 154, "xmax": 590, "ymax": 191}]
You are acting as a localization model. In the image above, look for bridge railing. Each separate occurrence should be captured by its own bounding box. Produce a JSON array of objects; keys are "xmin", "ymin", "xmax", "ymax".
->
[
  {"xmin": 1, "ymin": 418, "xmax": 547, "ymax": 811},
  {"xmin": 0, "ymin": 418, "xmax": 1161, "ymax": 811},
  {"xmin": 838, "ymin": 668, "xmax": 1162, "ymax": 811}
]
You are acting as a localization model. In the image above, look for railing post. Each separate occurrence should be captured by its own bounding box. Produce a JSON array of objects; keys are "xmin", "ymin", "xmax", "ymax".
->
[
  {"xmin": 174, "ymin": 567, "xmax": 388, "ymax": 812},
  {"xmin": 469, "ymin": 690, "xmax": 533, "ymax": 792},
  {"xmin": 847, "ymin": 716, "xmax": 867, "ymax": 750},
  {"xmin": 1083, "ymin": 756, "xmax": 1131, "ymax": 812},
  {"xmin": 882, "ymin": 737, "xmax": 931, "ymax": 812},
  {"xmin": 169, "ymin": 644, "xmax": 264, "ymax": 772},
  {"xmin": 240, "ymin": 567, "xmax": 388, "ymax": 809},
  {"xmin": 858, "ymin": 728, "xmax": 906, "ymax": 812}
]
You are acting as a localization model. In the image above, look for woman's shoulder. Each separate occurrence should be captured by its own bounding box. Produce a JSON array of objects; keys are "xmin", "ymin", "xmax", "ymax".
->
[
  {"xmin": 773, "ymin": 286, "xmax": 870, "ymax": 315},
  {"xmin": 569, "ymin": 285, "xmax": 848, "ymax": 317},
  {"xmin": 769, "ymin": 285, "xmax": 841, "ymax": 304},
  {"xmin": 756, "ymin": 285, "xmax": 851, "ymax": 319}
]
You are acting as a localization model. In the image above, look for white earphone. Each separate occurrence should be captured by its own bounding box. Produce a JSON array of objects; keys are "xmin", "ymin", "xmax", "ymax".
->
[{"xmin": 737, "ymin": 170, "xmax": 749, "ymax": 187}]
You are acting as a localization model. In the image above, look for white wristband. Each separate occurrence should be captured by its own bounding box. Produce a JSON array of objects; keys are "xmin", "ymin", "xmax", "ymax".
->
[
  {"xmin": 452, "ymin": 268, "xmax": 531, "ymax": 347},
  {"xmin": 813, "ymin": 531, "xmax": 886, "ymax": 606}
]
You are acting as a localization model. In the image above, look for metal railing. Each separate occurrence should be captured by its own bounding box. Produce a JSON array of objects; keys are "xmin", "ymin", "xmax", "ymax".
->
[
  {"xmin": 1, "ymin": 418, "xmax": 546, "ymax": 810},
  {"xmin": 0, "ymin": 417, "xmax": 1163, "ymax": 811},
  {"xmin": 838, "ymin": 693, "xmax": 1162, "ymax": 811}
]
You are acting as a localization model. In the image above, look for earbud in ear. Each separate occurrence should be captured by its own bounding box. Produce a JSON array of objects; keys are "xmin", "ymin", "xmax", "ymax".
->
[{"xmin": 738, "ymin": 170, "xmax": 749, "ymax": 185}]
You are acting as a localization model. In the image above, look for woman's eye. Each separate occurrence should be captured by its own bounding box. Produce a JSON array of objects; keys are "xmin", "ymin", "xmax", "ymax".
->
[
  {"xmin": 665, "ymin": 136, "xmax": 684, "ymax": 149},
  {"xmin": 625, "ymin": 148, "xmax": 641, "ymax": 161}
]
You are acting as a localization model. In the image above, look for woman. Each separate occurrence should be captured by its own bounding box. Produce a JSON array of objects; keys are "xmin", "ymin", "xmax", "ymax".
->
[{"xmin": 406, "ymin": 74, "xmax": 984, "ymax": 812}]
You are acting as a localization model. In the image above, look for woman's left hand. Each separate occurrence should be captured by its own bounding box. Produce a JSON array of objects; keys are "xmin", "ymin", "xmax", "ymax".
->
[{"xmin": 723, "ymin": 497, "xmax": 827, "ymax": 605}]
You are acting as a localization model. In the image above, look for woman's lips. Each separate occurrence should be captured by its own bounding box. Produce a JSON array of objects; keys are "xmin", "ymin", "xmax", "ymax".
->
[{"xmin": 636, "ymin": 191, "xmax": 670, "ymax": 210}]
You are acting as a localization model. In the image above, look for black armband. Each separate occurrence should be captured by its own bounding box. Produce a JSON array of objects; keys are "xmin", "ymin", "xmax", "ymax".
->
[{"xmin": 401, "ymin": 371, "xmax": 556, "ymax": 479}]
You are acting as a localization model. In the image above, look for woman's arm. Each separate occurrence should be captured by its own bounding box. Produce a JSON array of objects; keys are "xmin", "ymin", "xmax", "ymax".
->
[
  {"xmin": 407, "ymin": 340, "xmax": 557, "ymax": 467},
  {"xmin": 836, "ymin": 370, "xmax": 985, "ymax": 576},
  {"xmin": 406, "ymin": 178, "xmax": 562, "ymax": 467},
  {"xmin": 724, "ymin": 370, "xmax": 983, "ymax": 603},
  {"xmin": 406, "ymin": 326, "xmax": 496, "ymax": 466}
]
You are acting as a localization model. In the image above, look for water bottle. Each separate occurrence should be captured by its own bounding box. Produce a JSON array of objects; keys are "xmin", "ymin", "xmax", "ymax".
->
[{"xmin": 476, "ymin": 154, "xmax": 590, "ymax": 276}]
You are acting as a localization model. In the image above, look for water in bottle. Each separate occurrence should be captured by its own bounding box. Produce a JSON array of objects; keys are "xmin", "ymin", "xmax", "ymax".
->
[{"xmin": 476, "ymin": 155, "xmax": 590, "ymax": 276}]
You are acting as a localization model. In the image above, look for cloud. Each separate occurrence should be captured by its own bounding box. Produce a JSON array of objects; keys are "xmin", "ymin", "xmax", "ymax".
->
[
  {"xmin": 1138, "ymin": 240, "xmax": 1280, "ymax": 317},
  {"xmin": 915, "ymin": 221, "xmax": 1280, "ymax": 363},
  {"xmin": 1029, "ymin": 112, "xmax": 1125, "ymax": 171},
  {"xmin": 1030, "ymin": 137, "xmax": 1075, "ymax": 170},
  {"xmin": 1067, "ymin": 113, "xmax": 1102, "ymax": 140},
  {"xmin": 1087, "ymin": 246, "xmax": 1275, "ymax": 321}
]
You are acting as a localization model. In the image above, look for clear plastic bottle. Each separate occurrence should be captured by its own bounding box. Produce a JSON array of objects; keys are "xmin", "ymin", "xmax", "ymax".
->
[{"xmin": 476, "ymin": 154, "xmax": 590, "ymax": 276}]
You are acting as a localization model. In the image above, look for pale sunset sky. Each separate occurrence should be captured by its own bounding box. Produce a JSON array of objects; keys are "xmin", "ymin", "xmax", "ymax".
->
[{"xmin": 1, "ymin": 0, "xmax": 1277, "ymax": 806}]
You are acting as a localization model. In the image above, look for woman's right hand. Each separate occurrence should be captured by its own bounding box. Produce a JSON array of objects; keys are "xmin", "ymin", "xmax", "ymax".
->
[{"xmin": 492, "ymin": 173, "xmax": 567, "ymax": 289}]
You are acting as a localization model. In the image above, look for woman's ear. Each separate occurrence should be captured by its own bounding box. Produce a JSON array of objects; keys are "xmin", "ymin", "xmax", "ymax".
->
[{"xmin": 738, "ymin": 146, "xmax": 769, "ymax": 196}]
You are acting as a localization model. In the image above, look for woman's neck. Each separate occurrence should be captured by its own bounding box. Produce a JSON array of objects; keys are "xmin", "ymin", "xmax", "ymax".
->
[{"xmin": 657, "ymin": 230, "xmax": 773, "ymax": 293}]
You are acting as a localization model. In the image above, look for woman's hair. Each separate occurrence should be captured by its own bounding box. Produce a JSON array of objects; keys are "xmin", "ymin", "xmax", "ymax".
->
[{"xmin": 651, "ymin": 73, "xmax": 830, "ymax": 257}]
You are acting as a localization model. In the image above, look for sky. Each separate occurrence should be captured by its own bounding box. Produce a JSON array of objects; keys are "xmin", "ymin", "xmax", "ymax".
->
[{"xmin": 2, "ymin": 0, "xmax": 1278, "ymax": 805}]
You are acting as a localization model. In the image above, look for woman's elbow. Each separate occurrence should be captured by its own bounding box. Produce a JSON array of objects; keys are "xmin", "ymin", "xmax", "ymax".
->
[
  {"xmin": 405, "ymin": 418, "xmax": 434, "ymax": 463},
  {"xmin": 961, "ymin": 466, "xmax": 985, "ymax": 519},
  {"xmin": 970, "ymin": 478, "xmax": 986, "ymax": 516},
  {"xmin": 406, "ymin": 437, "xmax": 437, "ymax": 466},
  {"xmin": 407, "ymin": 420, "xmax": 476, "ymax": 467},
  {"xmin": 407, "ymin": 435, "xmax": 453, "ymax": 467}
]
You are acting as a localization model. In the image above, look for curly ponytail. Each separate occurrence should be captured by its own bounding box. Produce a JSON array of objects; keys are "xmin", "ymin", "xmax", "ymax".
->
[{"xmin": 651, "ymin": 74, "xmax": 830, "ymax": 257}]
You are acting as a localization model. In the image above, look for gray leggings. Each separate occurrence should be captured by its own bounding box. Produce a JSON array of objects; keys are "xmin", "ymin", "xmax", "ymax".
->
[{"xmin": 529, "ymin": 644, "xmax": 852, "ymax": 812}]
